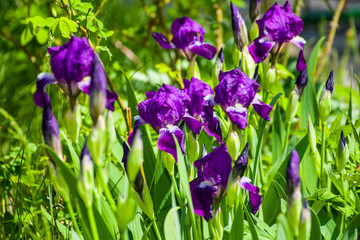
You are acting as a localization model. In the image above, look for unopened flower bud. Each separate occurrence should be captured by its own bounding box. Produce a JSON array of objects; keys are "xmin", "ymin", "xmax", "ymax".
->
[
  {"xmin": 249, "ymin": 0, "xmax": 261, "ymax": 23},
  {"xmin": 117, "ymin": 193, "xmax": 137, "ymax": 230},
  {"xmin": 308, "ymin": 116, "xmax": 321, "ymax": 177},
  {"xmin": 231, "ymin": 1, "xmax": 249, "ymax": 51},
  {"xmin": 299, "ymin": 199, "xmax": 311, "ymax": 240},
  {"xmin": 78, "ymin": 144, "xmax": 94, "ymax": 208},
  {"xmin": 226, "ymin": 181, "xmax": 239, "ymax": 208},
  {"xmin": 186, "ymin": 131, "xmax": 199, "ymax": 163},
  {"xmin": 187, "ymin": 58, "xmax": 201, "ymax": 80},
  {"xmin": 264, "ymin": 66, "xmax": 276, "ymax": 92},
  {"xmin": 241, "ymin": 49, "xmax": 256, "ymax": 78},
  {"xmin": 161, "ymin": 151, "xmax": 175, "ymax": 176},
  {"xmin": 212, "ymin": 48, "xmax": 224, "ymax": 86},
  {"xmin": 295, "ymin": 69, "xmax": 308, "ymax": 99},
  {"xmin": 88, "ymin": 115, "xmax": 106, "ymax": 166},
  {"xmin": 49, "ymin": 163, "xmax": 69, "ymax": 201},
  {"xmin": 105, "ymin": 111, "xmax": 116, "ymax": 155},
  {"xmin": 127, "ymin": 129, "xmax": 143, "ymax": 183},
  {"xmin": 337, "ymin": 131, "xmax": 349, "ymax": 173},
  {"xmin": 326, "ymin": 70, "xmax": 334, "ymax": 93},
  {"xmin": 226, "ymin": 128, "xmax": 241, "ymax": 161},
  {"xmin": 231, "ymin": 143, "xmax": 249, "ymax": 181},
  {"xmin": 286, "ymin": 150, "xmax": 302, "ymax": 237},
  {"xmin": 319, "ymin": 71, "xmax": 334, "ymax": 123},
  {"xmin": 90, "ymin": 54, "xmax": 107, "ymax": 124},
  {"xmin": 65, "ymin": 100, "xmax": 81, "ymax": 144},
  {"xmin": 285, "ymin": 89, "xmax": 299, "ymax": 124}
]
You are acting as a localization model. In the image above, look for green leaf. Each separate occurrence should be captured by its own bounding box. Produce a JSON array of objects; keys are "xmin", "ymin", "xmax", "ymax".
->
[
  {"xmin": 275, "ymin": 214, "xmax": 293, "ymax": 240},
  {"xmin": 35, "ymin": 27, "xmax": 48, "ymax": 45},
  {"xmin": 61, "ymin": 131, "xmax": 80, "ymax": 175},
  {"xmin": 20, "ymin": 25, "xmax": 34, "ymax": 46},
  {"xmin": 244, "ymin": 206, "xmax": 259, "ymax": 240},
  {"xmin": 29, "ymin": 16, "xmax": 46, "ymax": 27},
  {"xmin": 59, "ymin": 17, "xmax": 71, "ymax": 38},
  {"xmin": 230, "ymin": 199, "xmax": 244, "ymax": 240},
  {"xmin": 342, "ymin": 214, "xmax": 360, "ymax": 240},
  {"xmin": 309, "ymin": 209, "xmax": 321, "ymax": 240},
  {"xmin": 300, "ymin": 37, "xmax": 325, "ymax": 128},
  {"xmin": 41, "ymin": 206, "xmax": 71, "ymax": 239},
  {"xmin": 340, "ymin": 110, "xmax": 360, "ymax": 145},
  {"xmin": 164, "ymin": 188, "xmax": 181, "ymax": 240},
  {"xmin": 272, "ymin": 106, "xmax": 285, "ymax": 163}
]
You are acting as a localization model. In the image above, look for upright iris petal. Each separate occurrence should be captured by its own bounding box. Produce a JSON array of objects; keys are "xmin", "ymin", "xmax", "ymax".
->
[
  {"xmin": 249, "ymin": 1, "xmax": 305, "ymax": 63},
  {"xmin": 137, "ymin": 84, "xmax": 190, "ymax": 160},
  {"xmin": 214, "ymin": 69, "xmax": 273, "ymax": 129},
  {"xmin": 34, "ymin": 36, "xmax": 117, "ymax": 111},
  {"xmin": 152, "ymin": 16, "xmax": 217, "ymax": 60},
  {"xmin": 182, "ymin": 77, "xmax": 222, "ymax": 142}
]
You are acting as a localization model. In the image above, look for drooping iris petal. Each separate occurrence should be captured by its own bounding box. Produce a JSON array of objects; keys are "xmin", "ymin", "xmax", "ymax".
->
[
  {"xmin": 158, "ymin": 125, "xmax": 185, "ymax": 161},
  {"xmin": 249, "ymin": 1, "xmax": 304, "ymax": 63},
  {"xmin": 240, "ymin": 177, "xmax": 262, "ymax": 214},
  {"xmin": 48, "ymin": 35, "xmax": 94, "ymax": 84},
  {"xmin": 190, "ymin": 178, "xmax": 217, "ymax": 222},
  {"xmin": 34, "ymin": 73, "xmax": 57, "ymax": 108},
  {"xmin": 182, "ymin": 113, "xmax": 204, "ymax": 135},
  {"xmin": 153, "ymin": 16, "xmax": 216, "ymax": 60},
  {"xmin": 251, "ymin": 96, "xmax": 273, "ymax": 121},
  {"xmin": 152, "ymin": 32, "xmax": 175, "ymax": 49},
  {"xmin": 225, "ymin": 105, "xmax": 248, "ymax": 129}
]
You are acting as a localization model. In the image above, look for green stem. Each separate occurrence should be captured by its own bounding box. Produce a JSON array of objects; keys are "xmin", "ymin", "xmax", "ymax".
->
[
  {"xmin": 340, "ymin": 174, "xmax": 348, "ymax": 202},
  {"xmin": 283, "ymin": 122, "xmax": 291, "ymax": 153},
  {"xmin": 320, "ymin": 122, "xmax": 326, "ymax": 187},
  {"xmin": 65, "ymin": 200, "xmax": 82, "ymax": 237},
  {"xmin": 152, "ymin": 219, "xmax": 162, "ymax": 240},
  {"xmin": 170, "ymin": 174, "xmax": 183, "ymax": 206},
  {"xmin": 87, "ymin": 207, "xmax": 99, "ymax": 240},
  {"xmin": 120, "ymin": 228, "xmax": 128, "ymax": 240}
]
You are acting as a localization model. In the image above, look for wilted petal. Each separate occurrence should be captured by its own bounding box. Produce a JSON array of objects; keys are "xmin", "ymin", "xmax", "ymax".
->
[
  {"xmin": 152, "ymin": 32, "xmax": 176, "ymax": 49},
  {"xmin": 251, "ymin": 95, "xmax": 273, "ymax": 121},
  {"xmin": 158, "ymin": 125, "xmax": 185, "ymax": 161},
  {"xmin": 240, "ymin": 177, "xmax": 262, "ymax": 214},
  {"xmin": 190, "ymin": 178, "xmax": 217, "ymax": 222},
  {"xmin": 34, "ymin": 73, "xmax": 57, "ymax": 108},
  {"xmin": 226, "ymin": 105, "xmax": 248, "ymax": 130},
  {"xmin": 248, "ymin": 38, "xmax": 275, "ymax": 63},
  {"xmin": 188, "ymin": 42, "xmax": 217, "ymax": 60}
]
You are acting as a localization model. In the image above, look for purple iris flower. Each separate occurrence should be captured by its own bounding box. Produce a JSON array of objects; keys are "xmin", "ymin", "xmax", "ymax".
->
[
  {"xmin": 137, "ymin": 84, "xmax": 190, "ymax": 160},
  {"xmin": 39, "ymin": 85, "xmax": 62, "ymax": 157},
  {"xmin": 249, "ymin": 1, "xmax": 305, "ymax": 63},
  {"xmin": 152, "ymin": 16, "xmax": 217, "ymax": 60},
  {"xmin": 33, "ymin": 36, "xmax": 117, "ymax": 111},
  {"xmin": 296, "ymin": 50, "xmax": 307, "ymax": 72},
  {"xmin": 190, "ymin": 143, "xmax": 262, "ymax": 221},
  {"xmin": 287, "ymin": 150, "xmax": 300, "ymax": 193},
  {"xmin": 214, "ymin": 69, "xmax": 273, "ymax": 129},
  {"xmin": 182, "ymin": 77, "xmax": 222, "ymax": 142}
]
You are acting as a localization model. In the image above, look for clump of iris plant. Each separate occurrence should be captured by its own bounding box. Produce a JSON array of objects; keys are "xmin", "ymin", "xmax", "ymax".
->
[
  {"xmin": 152, "ymin": 16, "xmax": 217, "ymax": 61},
  {"xmin": 249, "ymin": 1, "xmax": 305, "ymax": 63},
  {"xmin": 190, "ymin": 143, "xmax": 262, "ymax": 221},
  {"xmin": 213, "ymin": 68, "xmax": 273, "ymax": 130}
]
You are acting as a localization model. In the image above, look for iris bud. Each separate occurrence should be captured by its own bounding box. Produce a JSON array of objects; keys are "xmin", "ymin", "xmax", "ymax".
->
[
  {"xmin": 88, "ymin": 115, "xmax": 106, "ymax": 166},
  {"xmin": 127, "ymin": 130, "xmax": 143, "ymax": 183},
  {"xmin": 319, "ymin": 71, "xmax": 334, "ymax": 123},
  {"xmin": 231, "ymin": 143, "xmax": 249, "ymax": 181},
  {"xmin": 49, "ymin": 163, "xmax": 70, "ymax": 202},
  {"xmin": 295, "ymin": 69, "xmax": 308, "ymax": 99},
  {"xmin": 285, "ymin": 89, "xmax": 299, "ymax": 125},
  {"xmin": 105, "ymin": 111, "xmax": 116, "ymax": 155},
  {"xmin": 161, "ymin": 151, "xmax": 175, "ymax": 176},
  {"xmin": 264, "ymin": 66, "xmax": 276, "ymax": 92},
  {"xmin": 226, "ymin": 181, "xmax": 239, "ymax": 208},
  {"xmin": 226, "ymin": 128, "xmax": 241, "ymax": 161},
  {"xmin": 231, "ymin": 1, "xmax": 249, "ymax": 51},
  {"xmin": 117, "ymin": 193, "xmax": 137, "ymax": 230},
  {"xmin": 299, "ymin": 199, "xmax": 311, "ymax": 240},
  {"xmin": 90, "ymin": 55, "xmax": 107, "ymax": 124},
  {"xmin": 337, "ymin": 131, "xmax": 349, "ymax": 173},
  {"xmin": 78, "ymin": 144, "xmax": 95, "ymax": 208},
  {"xmin": 241, "ymin": 49, "xmax": 256, "ymax": 78},
  {"xmin": 308, "ymin": 116, "xmax": 321, "ymax": 177},
  {"xmin": 65, "ymin": 100, "xmax": 81, "ymax": 144},
  {"xmin": 187, "ymin": 58, "xmax": 201, "ymax": 80},
  {"xmin": 186, "ymin": 131, "xmax": 199, "ymax": 163},
  {"xmin": 249, "ymin": 0, "xmax": 261, "ymax": 23},
  {"xmin": 232, "ymin": 43, "xmax": 241, "ymax": 68},
  {"xmin": 212, "ymin": 48, "xmax": 224, "ymax": 86}
]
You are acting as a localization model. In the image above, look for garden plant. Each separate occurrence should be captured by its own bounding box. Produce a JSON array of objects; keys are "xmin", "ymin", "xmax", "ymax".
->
[{"xmin": 1, "ymin": 0, "xmax": 360, "ymax": 239}]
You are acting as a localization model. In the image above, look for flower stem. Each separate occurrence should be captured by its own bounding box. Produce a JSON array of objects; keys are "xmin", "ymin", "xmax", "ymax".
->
[
  {"xmin": 320, "ymin": 122, "xmax": 326, "ymax": 187},
  {"xmin": 97, "ymin": 166, "xmax": 117, "ymax": 211},
  {"xmin": 65, "ymin": 200, "xmax": 81, "ymax": 237},
  {"xmin": 152, "ymin": 219, "xmax": 162, "ymax": 240},
  {"xmin": 170, "ymin": 174, "xmax": 183, "ymax": 206},
  {"xmin": 283, "ymin": 122, "xmax": 291, "ymax": 153},
  {"xmin": 87, "ymin": 206, "xmax": 99, "ymax": 240}
]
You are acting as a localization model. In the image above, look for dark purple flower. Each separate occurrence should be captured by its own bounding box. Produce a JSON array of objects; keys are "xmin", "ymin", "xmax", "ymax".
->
[
  {"xmin": 41, "ymin": 87, "xmax": 62, "ymax": 157},
  {"xmin": 190, "ymin": 143, "xmax": 262, "ymax": 220},
  {"xmin": 34, "ymin": 36, "xmax": 117, "ymax": 111},
  {"xmin": 232, "ymin": 143, "xmax": 249, "ymax": 179},
  {"xmin": 214, "ymin": 69, "xmax": 273, "ymax": 129},
  {"xmin": 137, "ymin": 84, "xmax": 190, "ymax": 160},
  {"xmin": 296, "ymin": 50, "xmax": 307, "ymax": 72},
  {"xmin": 231, "ymin": 1, "xmax": 248, "ymax": 51},
  {"xmin": 249, "ymin": 0, "xmax": 261, "ymax": 22},
  {"xmin": 182, "ymin": 77, "xmax": 222, "ymax": 142},
  {"xmin": 249, "ymin": 1, "xmax": 305, "ymax": 63},
  {"xmin": 152, "ymin": 17, "xmax": 217, "ymax": 60},
  {"xmin": 295, "ymin": 69, "xmax": 308, "ymax": 99},
  {"xmin": 287, "ymin": 150, "xmax": 300, "ymax": 193},
  {"xmin": 326, "ymin": 70, "xmax": 334, "ymax": 93}
]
